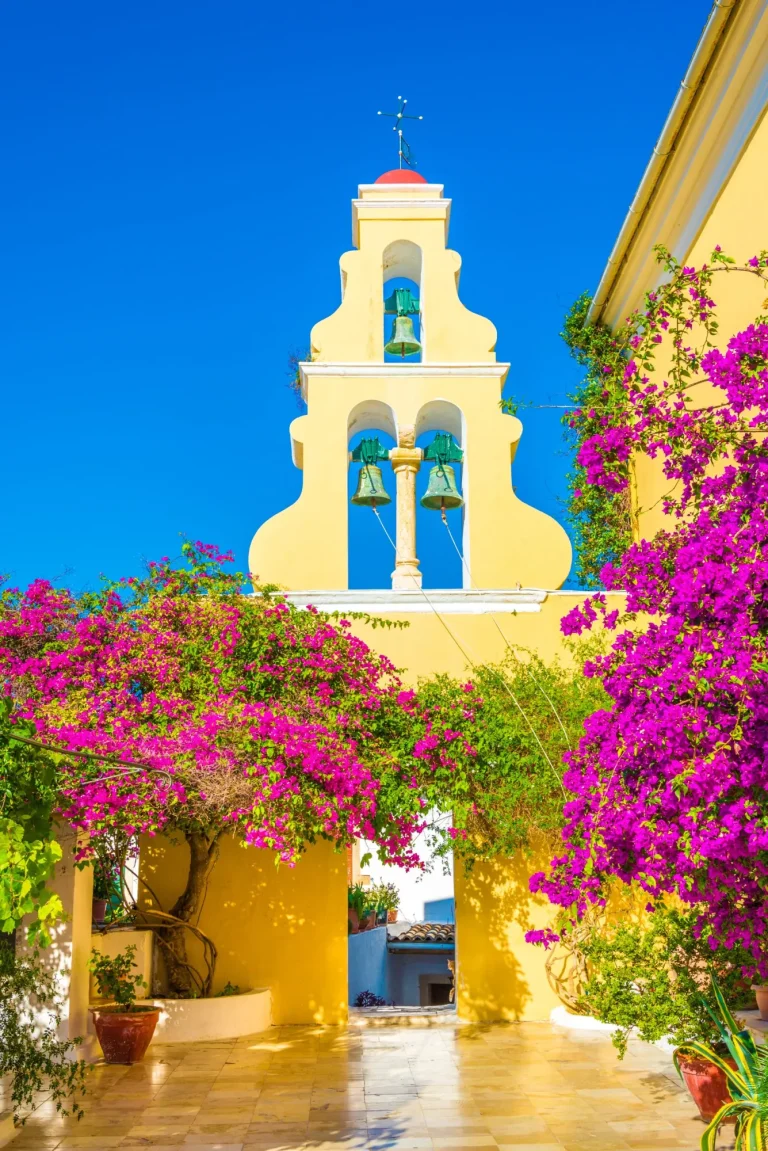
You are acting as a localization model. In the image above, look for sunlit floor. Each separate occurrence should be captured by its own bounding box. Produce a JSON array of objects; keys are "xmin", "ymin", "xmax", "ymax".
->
[{"xmin": 3, "ymin": 1020, "xmax": 736, "ymax": 1150}]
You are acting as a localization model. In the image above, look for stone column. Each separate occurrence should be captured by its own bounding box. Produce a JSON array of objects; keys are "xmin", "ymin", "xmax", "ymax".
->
[
  {"xmin": 18, "ymin": 822, "xmax": 97, "ymax": 1057},
  {"xmin": 389, "ymin": 447, "xmax": 422, "ymax": 590}
]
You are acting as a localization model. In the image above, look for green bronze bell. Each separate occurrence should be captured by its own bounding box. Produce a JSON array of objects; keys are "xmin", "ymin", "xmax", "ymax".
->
[
  {"xmin": 421, "ymin": 463, "xmax": 463, "ymax": 510},
  {"xmin": 350, "ymin": 437, "xmax": 392, "ymax": 507},
  {"xmin": 421, "ymin": 432, "xmax": 464, "ymax": 511},
  {"xmin": 385, "ymin": 315, "xmax": 421, "ymax": 358},
  {"xmin": 351, "ymin": 463, "xmax": 392, "ymax": 507}
]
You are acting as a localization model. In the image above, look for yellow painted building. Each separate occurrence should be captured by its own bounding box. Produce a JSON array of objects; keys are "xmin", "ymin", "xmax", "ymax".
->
[
  {"xmin": 243, "ymin": 166, "xmax": 594, "ymax": 1025},
  {"xmin": 137, "ymin": 0, "xmax": 768, "ymax": 1032},
  {"xmin": 589, "ymin": 0, "xmax": 768, "ymax": 538}
]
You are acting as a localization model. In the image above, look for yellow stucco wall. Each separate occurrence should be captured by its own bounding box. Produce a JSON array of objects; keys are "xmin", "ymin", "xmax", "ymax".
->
[
  {"xmin": 141, "ymin": 835, "xmax": 348, "ymax": 1025},
  {"xmin": 633, "ymin": 109, "xmax": 768, "ymax": 540},
  {"xmin": 454, "ymin": 852, "xmax": 561, "ymax": 1023},
  {"xmin": 347, "ymin": 593, "xmax": 605, "ymax": 683},
  {"xmin": 344, "ymin": 593, "xmax": 621, "ymax": 1022}
]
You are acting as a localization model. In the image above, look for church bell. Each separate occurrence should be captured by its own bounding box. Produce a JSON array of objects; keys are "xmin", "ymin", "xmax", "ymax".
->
[
  {"xmin": 384, "ymin": 315, "xmax": 421, "ymax": 358},
  {"xmin": 421, "ymin": 463, "xmax": 463, "ymax": 510},
  {"xmin": 351, "ymin": 463, "xmax": 392, "ymax": 507},
  {"xmin": 421, "ymin": 432, "xmax": 464, "ymax": 511},
  {"xmin": 350, "ymin": 437, "xmax": 392, "ymax": 507}
]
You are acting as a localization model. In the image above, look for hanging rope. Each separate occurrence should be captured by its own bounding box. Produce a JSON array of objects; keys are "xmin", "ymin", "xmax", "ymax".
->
[{"xmin": 370, "ymin": 507, "xmax": 566, "ymax": 799}]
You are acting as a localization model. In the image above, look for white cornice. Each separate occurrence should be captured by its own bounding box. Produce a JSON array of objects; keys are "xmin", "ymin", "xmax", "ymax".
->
[
  {"xmin": 353, "ymin": 199, "xmax": 449, "ymax": 211},
  {"xmin": 275, "ymin": 588, "xmax": 548, "ymax": 614},
  {"xmin": 300, "ymin": 362, "xmax": 509, "ymax": 386},
  {"xmin": 357, "ymin": 184, "xmax": 445, "ymax": 196}
]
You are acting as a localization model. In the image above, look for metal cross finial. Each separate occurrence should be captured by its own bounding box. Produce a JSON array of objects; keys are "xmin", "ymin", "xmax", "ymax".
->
[{"xmin": 377, "ymin": 96, "xmax": 423, "ymax": 169}]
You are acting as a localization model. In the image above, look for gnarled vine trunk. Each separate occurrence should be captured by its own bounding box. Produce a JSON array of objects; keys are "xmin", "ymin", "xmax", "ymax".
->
[{"xmin": 157, "ymin": 830, "xmax": 221, "ymax": 998}]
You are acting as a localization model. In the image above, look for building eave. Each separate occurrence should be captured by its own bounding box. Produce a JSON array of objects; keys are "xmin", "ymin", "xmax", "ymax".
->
[
  {"xmin": 387, "ymin": 942, "xmax": 456, "ymax": 953},
  {"xmin": 588, "ymin": 0, "xmax": 768, "ymax": 329}
]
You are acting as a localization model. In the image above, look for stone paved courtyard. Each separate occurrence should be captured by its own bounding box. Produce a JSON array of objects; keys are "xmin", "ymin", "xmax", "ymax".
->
[{"xmin": 2, "ymin": 1021, "xmax": 737, "ymax": 1151}]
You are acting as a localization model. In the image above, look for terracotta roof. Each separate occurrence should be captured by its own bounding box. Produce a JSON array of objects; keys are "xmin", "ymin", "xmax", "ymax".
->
[{"xmin": 389, "ymin": 922, "xmax": 455, "ymax": 944}]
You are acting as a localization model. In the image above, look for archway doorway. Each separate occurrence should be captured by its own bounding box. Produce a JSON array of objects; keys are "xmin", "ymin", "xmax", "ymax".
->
[{"xmin": 347, "ymin": 821, "xmax": 456, "ymax": 1013}]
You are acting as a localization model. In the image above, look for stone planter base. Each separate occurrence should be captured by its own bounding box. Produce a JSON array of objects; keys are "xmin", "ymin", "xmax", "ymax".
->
[{"xmin": 88, "ymin": 988, "xmax": 271, "ymax": 1047}]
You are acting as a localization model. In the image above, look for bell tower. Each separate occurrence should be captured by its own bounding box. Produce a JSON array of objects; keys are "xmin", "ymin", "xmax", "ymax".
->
[{"xmin": 249, "ymin": 170, "xmax": 571, "ymax": 593}]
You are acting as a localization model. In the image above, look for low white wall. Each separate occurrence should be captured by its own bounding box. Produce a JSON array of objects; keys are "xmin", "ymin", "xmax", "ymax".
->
[
  {"xmin": 86, "ymin": 988, "xmax": 272, "ymax": 1050},
  {"xmin": 151, "ymin": 988, "xmax": 272, "ymax": 1042}
]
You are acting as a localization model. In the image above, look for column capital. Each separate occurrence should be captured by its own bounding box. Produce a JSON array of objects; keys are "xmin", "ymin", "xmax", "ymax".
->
[{"xmin": 389, "ymin": 447, "xmax": 423, "ymax": 472}]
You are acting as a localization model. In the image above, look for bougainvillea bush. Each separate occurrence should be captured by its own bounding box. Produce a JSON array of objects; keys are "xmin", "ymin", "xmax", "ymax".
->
[
  {"xmin": 414, "ymin": 647, "xmax": 608, "ymax": 865},
  {"xmin": 529, "ymin": 248, "xmax": 768, "ymax": 976},
  {"xmin": 0, "ymin": 542, "xmax": 461, "ymax": 995}
]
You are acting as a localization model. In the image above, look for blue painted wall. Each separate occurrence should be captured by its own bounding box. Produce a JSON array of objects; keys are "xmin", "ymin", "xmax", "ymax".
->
[
  {"xmin": 424, "ymin": 897, "xmax": 455, "ymax": 923},
  {"xmin": 348, "ymin": 927, "xmax": 388, "ymax": 1005},
  {"xmin": 388, "ymin": 951, "xmax": 455, "ymax": 1006}
]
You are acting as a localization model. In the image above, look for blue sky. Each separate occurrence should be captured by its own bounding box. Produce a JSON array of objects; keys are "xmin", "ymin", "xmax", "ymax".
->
[{"xmin": 1, "ymin": 1, "xmax": 712, "ymax": 593}]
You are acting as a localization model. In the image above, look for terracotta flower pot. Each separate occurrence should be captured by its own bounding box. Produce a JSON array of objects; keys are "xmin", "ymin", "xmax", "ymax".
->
[
  {"xmin": 348, "ymin": 909, "xmax": 359, "ymax": 935},
  {"xmin": 753, "ymin": 984, "xmax": 768, "ymax": 1020},
  {"xmin": 387, "ymin": 909, "xmax": 398, "ymax": 924},
  {"xmin": 92, "ymin": 898, "xmax": 108, "ymax": 925},
  {"xmin": 676, "ymin": 1052, "xmax": 733, "ymax": 1122},
  {"xmin": 91, "ymin": 1006, "xmax": 159, "ymax": 1064}
]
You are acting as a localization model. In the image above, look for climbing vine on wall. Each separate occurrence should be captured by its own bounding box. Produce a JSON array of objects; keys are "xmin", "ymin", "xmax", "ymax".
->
[{"xmin": 560, "ymin": 294, "xmax": 634, "ymax": 587}]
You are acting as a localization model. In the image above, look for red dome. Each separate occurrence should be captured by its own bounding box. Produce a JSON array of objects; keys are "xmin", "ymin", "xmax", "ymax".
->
[{"xmin": 374, "ymin": 169, "xmax": 428, "ymax": 184}]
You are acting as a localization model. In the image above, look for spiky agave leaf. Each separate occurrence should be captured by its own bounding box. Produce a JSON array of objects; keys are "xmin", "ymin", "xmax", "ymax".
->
[
  {"xmin": 700, "ymin": 1101, "xmax": 754, "ymax": 1151},
  {"xmin": 739, "ymin": 1109, "xmax": 765, "ymax": 1151},
  {"xmin": 700, "ymin": 975, "xmax": 759, "ymax": 1096}
]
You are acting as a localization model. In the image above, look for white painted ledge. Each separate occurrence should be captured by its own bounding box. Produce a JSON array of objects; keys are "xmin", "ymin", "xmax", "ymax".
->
[
  {"xmin": 150, "ymin": 989, "xmax": 272, "ymax": 1043},
  {"xmin": 357, "ymin": 184, "xmax": 445, "ymax": 196},
  {"xmin": 277, "ymin": 589, "xmax": 547, "ymax": 614},
  {"xmin": 86, "ymin": 989, "xmax": 272, "ymax": 1048},
  {"xmin": 549, "ymin": 1006, "xmax": 675, "ymax": 1052},
  {"xmin": 300, "ymin": 362, "xmax": 509, "ymax": 381}
]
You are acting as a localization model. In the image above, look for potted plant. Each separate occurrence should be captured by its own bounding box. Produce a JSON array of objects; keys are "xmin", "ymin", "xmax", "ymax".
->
[
  {"xmin": 347, "ymin": 883, "xmax": 367, "ymax": 934},
  {"xmin": 578, "ymin": 905, "xmax": 754, "ymax": 1121},
  {"xmin": 89, "ymin": 944, "xmax": 159, "ymax": 1064},
  {"xmin": 91, "ymin": 859, "xmax": 113, "ymax": 926},
  {"xmin": 752, "ymin": 982, "xmax": 768, "ymax": 1020},
  {"xmin": 370, "ymin": 882, "xmax": 400, "ymax": 925},
  {"xmin": 675, "ymin": 976, "xmax": 765, "ymax": 1148}
]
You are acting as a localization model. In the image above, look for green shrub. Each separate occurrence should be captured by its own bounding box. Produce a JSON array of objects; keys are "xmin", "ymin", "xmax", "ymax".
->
[
  {"xmin": 0, "ymin": 943, "xmax": 87, "ymax": 1125},
  {"xmin": 89, "ymin": 944, "xmax": 147, "ymax": 1010},
  {"xmin": 579, "ymin": 905, "xmax": 754, "ymax": 1057}
]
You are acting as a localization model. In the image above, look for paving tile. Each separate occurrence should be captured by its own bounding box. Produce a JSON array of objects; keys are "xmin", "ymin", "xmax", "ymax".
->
[{"xmin": 14, "ymin": 1019, "xmax": 710, "ymax": 1151}]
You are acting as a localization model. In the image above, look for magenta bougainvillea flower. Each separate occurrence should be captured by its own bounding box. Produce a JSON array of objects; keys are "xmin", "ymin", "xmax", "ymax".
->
[
  {"xmin": 529, "ymin": 249, "xmax": 768, "ymax": 975},
  {"xmin": 0, "ymin": 542, "xmax": 466, "ymax": 869}
]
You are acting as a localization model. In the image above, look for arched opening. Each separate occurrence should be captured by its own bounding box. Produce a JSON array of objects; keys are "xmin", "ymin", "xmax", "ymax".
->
[
  {"xmin": 348, "ymin": 823, "xmax": 456, "ymax": 1015},
  {"xmin": 347, "ymin": 400, "xmax": 398, "ymax": 589},
  {"xmin": 414, "ymin": 401, "xmax": 466, "ymax": 589},
  {"xmin": 383, "ymin": 240, "xmax": 423, "ymax": 363}
]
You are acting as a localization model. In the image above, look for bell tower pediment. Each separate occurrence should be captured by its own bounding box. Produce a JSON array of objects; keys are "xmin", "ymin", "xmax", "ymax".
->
[
  {"xmin": 310, "ymin": 178, "xmax": 496, "ymax": 366},
  {"xmin": 249, "ymin": 174, "xmax": 572, "ymax": 594}
]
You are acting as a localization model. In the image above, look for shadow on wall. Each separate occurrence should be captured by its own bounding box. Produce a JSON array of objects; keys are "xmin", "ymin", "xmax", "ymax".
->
[
  {"xmin": 140, "ymin": 834, "xmax": 348, "ymax": 1026},
  {"xmin": 455, "ymin": 839, "xmax": 562, "ymax": 1024},
  {"xmin": 18, "ymin": 822, "xmax": 95, "ymax": 1053}
]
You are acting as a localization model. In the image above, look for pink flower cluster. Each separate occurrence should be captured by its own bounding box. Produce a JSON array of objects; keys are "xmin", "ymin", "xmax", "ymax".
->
[
  {"xmin": 531, "ymin": 257, "xmax": 768, "ymax": 974},
  {"xmin": 0, "ymin": 543, "xmax": 464, "ymax": 868}
]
